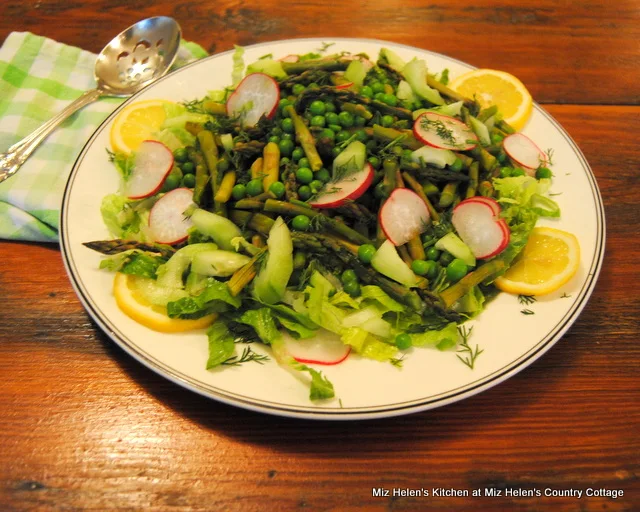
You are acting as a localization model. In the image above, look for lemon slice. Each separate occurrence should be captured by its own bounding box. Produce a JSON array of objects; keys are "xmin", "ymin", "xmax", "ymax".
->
[
  {"xmin": 495, "ymin": 227, "xmax": 580, "ymax": 296},
  {"xmin": 449, "ymin": 69, "xmax": 533, "ymax": 131},
  {"xmin": 110, "ymin": 99, "xmax": 172, "ymax": 154},
  {"xmin": 113, "ymin": 272, "xmax": 216, "ymax": 333}
]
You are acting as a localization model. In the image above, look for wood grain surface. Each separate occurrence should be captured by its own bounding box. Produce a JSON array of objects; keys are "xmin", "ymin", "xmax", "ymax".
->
[{"xmin": 0, "ymin": 1, "xmax": 639, "ymax": 511}]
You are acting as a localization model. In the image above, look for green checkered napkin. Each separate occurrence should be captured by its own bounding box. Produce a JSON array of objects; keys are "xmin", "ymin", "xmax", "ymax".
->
[{"xmin": 0, "ymin": 32, "xmax": 207, "ymax": 242}]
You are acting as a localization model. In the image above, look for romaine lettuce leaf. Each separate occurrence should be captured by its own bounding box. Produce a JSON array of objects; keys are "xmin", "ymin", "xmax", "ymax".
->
[
  {"xmin": 206, "ymin": 321, "xmax": 236, "ymax": 369},
  {"xmin": 234, "ymin": 308, "xmax": 282, "ymax": 346},
  {"xmin": 100, "ymin": 194, "xmax": 150, "ymax": 240},
  {"xmin": 167, "ymin": 278, "xmax": 241, "ymax": 319},
  {"xmin": 99, "ymin": 250, "xmax": 164, "ymax": 279},
  {"xmin": 409, "ymin": 321, "xmax": 459, "ymax": 349},
  {"xmin": 290, "ymin": 361, "xmax": 335, "ymax": 400}
]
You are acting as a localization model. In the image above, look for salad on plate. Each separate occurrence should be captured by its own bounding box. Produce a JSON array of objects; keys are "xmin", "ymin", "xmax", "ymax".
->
[{"xmin": 83, "ymin": 45, "xmax": 579, "ymax": 402}]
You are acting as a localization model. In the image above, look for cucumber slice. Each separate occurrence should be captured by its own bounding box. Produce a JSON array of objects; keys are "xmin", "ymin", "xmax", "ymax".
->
[
  {"xmin": 332, "ymin": 140, "xmax": 366, "ymax": 177},
  {"xmin": 403, "ymin": 58, "xmax": 444, "ymax": 106},
  {"xmin": 370, "ymin": 240, "xmax": 417, "ymax": 288},
  {"xmin": 469, "ymin": 115, "xmax": 491, "ymax": 146},
  {"xmin": 344, "ymin": 59, "xmax": 367, "ymax": 88},
  {"xmin": 379, "ymin": 48, "xmax": 407, "ymax": 72},
  {"xmin": 156, "ymin": 242, "xmax": 219, "ymax": 290},
  {"xmin": 190, "ymin": 208, "xmax": 243, "ymax": 251},
  {"xmin": 435, "ymin": 232, "xmax": 476, "ymax": 267},
  {"xmin": 411, "ymin": 146, "xmax": 457, "ymax": 169},
  {"xmin": 252, "ymin": 217, "xmax": 293, "ymax": 304},
  {"xmin": 128, "ymin": 275, "xmax": 188, "ymax": 306},
  {"xmin": 191, "ymin": 250, "xmax": 251, "ymax": 277}
]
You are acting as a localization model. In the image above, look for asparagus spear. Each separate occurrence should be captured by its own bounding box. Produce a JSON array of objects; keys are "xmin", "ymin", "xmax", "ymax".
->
[
  {"xmin": 284, "ymin": 105, "xmax": 324, "ymax": 172},
  {"xmin": 440, "ymin": 260, "xmax": 505, "ymax": 307},
  {"xmin": 264, "ymin": 199, "xmax": 372, "ymax": 245},
  {"xmin": 400, "ymin": 160, "xmax": 470, "ymax": 182},
  {"xmin": 401, "ymin": 171, "xmax": 440, "ymax": 222},
  {"xmin": 281, "ymin": 56, "xmax": 351, "ymax": 75},
  {"xmin": 465, "ymin": 162, "xmax": 480, "ymax": 199},
  {"xmin": 83, "ymin": 239, "xmax": 175, "ymax": 258}
]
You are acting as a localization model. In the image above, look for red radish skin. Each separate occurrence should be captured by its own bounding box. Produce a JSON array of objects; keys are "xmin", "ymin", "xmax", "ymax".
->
[
  {"xmin": 502, "ymin": 133, "xmax": 547, "ymax": 171},
  {"xmin": 126, "ymin": 140, "xmax": 174, "ymax": 200},
  {"xmin": 283, "ymin": 335, "xmax": 351, "ymax": 366},
  {"xmin": 148, "ymin": 188, "xmax": 196, "ymax": 245},
  {"xmin": 413, "ymin": 112, "xmax": 478, "ymax": 151},
  {"xmin": 462, "ymin": 196, "xmax": 501, "ymax": 216},
  {"xmin": 308, "ymin": 163, "xmax": 374, "ymax": 209},
  {"xmin": 335, "ymin": 82, "xmax": 355, "ymax": 90},
  {"xmin": 379, "ymin": 188, "xmax": 431, "ymax": 246},
  {"xmin": 451, "ymin": 198, "xmax": 510, "ymax": 259},
  {"xmin": 226, "ymin": 73, "xmax": 280, "ymax": 127}
]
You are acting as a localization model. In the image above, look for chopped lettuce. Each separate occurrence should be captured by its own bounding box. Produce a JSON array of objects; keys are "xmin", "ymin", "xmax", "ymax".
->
[
  {"xmin": 99, "ymin": 250, "xmax": 165, "ymax": 279},
  {"xmin": 246, "ymin": 58, "xmax": 287, "ymax": 79},
  {"xmin": 232, "ymin": 45, "xmax": 245, "ymax": 85},
  {"xmin": 409, "ymin": 322, "xmax": 459, "ymax": 350},
  {"xmin": 234, "ymin": 308, "xmax": 282, "ymax": 346},
  {"xmin": 290, "ymin": 361, "xmax": 335, "ymax": 400},
  {"xmin": 167, "ymin": 278, "xmax": 241, "ymax": 319},
  {"xmin": 100, "ymin": 194, "xmax": 150, "ymax": 240},
  {"xmin": 206, "ymin": 321, "xmax": 236, "ymax": 369}
]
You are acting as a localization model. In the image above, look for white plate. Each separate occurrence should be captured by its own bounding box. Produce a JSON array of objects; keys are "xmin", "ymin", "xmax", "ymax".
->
[{"xmin": 61, "ymin": 38, "xmax": 605, "ymax": 420}]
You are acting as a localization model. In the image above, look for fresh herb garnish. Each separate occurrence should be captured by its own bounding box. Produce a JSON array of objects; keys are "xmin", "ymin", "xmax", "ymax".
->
[
  {"xmin": 456, "ymin": 325, "xmax": 483, "ymax": 370},
  {"xmin": 518, "ymin": 294, "xmax": 537, "ymax": 305},
  {"xmin": 222, "ymin": 346, "xmax": 270, "ymax": 366},
  {"xmin": 520, "ymin": 308, "xmax": 535, "ymax": 315}
]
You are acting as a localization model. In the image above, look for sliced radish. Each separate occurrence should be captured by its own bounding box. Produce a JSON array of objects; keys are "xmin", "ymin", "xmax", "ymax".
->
[
  {"xmin": 283, "ymin": 332, "xmax": 351, "ymax": 366},
  {"xmin": 413, "ymin": 112, "xmax": 478, "ymax": 151},
  {"xmin": 378, "ymin": 188, "xmax": 431, "ymax": 246},
  {"xmin": 308, "ymin": 163, "xmax": 374, "ymax": 209},
  {"xmin": 279, "ymin": 54, "xmax": 299, "ymax": 63},
  {"xmin": 125, "ymin": 140, "xmax": 174, "ymax": 199},
  {"xmin": 463, "ymin": 196, "xmax": 501, "ymax": 216},
  {"xmin": 451, "ymin": 198, "xmax": 510, "ymax": 259},
  {"xmin": 335, "ymin": 81, "xmax": 355, "ymax": 90},
  {"xmin": 226, "ymin": 73, "xmax": 280, "ymax": 127},
  {"xmin": 503, "ymin": 133, "xmax": 547, "ymax": 171},
  {"xmin": 148, "ymin": 188, "xmax": 196, "ymax": 245}
]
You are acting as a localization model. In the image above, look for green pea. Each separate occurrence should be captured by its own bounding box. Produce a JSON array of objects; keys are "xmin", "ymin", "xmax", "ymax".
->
[
  {"xmin": 374, "ymin": 181, "xmax": 389, "ymax": 199},
  {"xmin": 295, "ymin": 167, "xmax": 314, "ymax": 184},
  {"xmin": 395, "ymin": 333, "xmax": 412, "ymax": 350},
  {"xmin": 328, "ymin": 124, "xmax": 343, "ymax": 134},
  {"xmin": 335, "ymin": 131, "xmax": 351, "ymax": 143},
  {"xmin": 310, "ymin": 179, "xmax": 324, "ymax": 193},
  {"xmin": 338, "ymin": 111, "xmax": 355, "ymax": 128},
  {"xmin": 181, "ymin": 173, "xmax": 196, "ymax": 188},
  {"xmin": 308, "ymin": 82, "xmax": 319, "ymax": 89},
  {"xmin": 343, "ymin": 279, "xmax": 361, "ymax": 298},
  {"xmin": 320, "ymin": 128, "xmax": 335, "ymax": 140},
  {"xmin": 278, "ymin": 138, "xmax": 295, "ymax": 157},
  {"xmin": 374, "ymin": 92, "xmax": 385, "ymax": 101},
  {"xmin": 291, "ymin": 147, "xmax": 305, "ymax": 161},
  {"xmin": 499, "ymin": 167, "xmax": 513, "ymax": 178},
  {"xmin": 360, "ymin": 85, "xmax": 373, "ymax": 98},
  {"xmin": 271, "ymin": 126, "xmax": 283, "ymax": 137},
  {"xmin": 325, "ymin": 112, "xmax": 340, "ymax": 126},
  {"xmin": 358, "ymin": 244, "xmax": 377, "ymax": 264},
  {"xmin": 354, "ymin": 116, "xmax": 366, "ymax": 127},
  {"xmin": 381, "ymin": 93, "xmax": 398, "ymax": 106},
  {"xmin": 381, "ymin": 115, "xmax": 394, "ymax": 128},
  {"xmin": 293, "ymin": 251, "xmax": 307, "ymax": 269},
  {"xmin": 297, "ymin": 185, "xmax": 312, "ymax": 200},
  {"xmin": 536, "ymin": 166, "xmax": 553, "ymax": 179},
  {"xmin": 292, "ymin": 83, "xmax": 305, "ymax": 95},
  {"xmin": 511, "ymin": 167, "xmax": 526, "ymax": 177},
  {"xmin": 426, "ymin": 247, "xmax": 441, "ymax": 261},
  {"xmin": 341, "ymin": 269, "xmax": 358, "ymax": 284},
  {"xmin": 401, "ymin": 149, "xmax": 413, "ymax": 161},
  {"xmin": 281, "ymin": 117, "xmax": 295, "ymax": 133},
  {"xmin": 173, "ymin": 147, "xmax": 188, "ymax": 163},
  {"xmin": 279, "ymin": 98, "xmax": 291, "ymax": 111},
  {"xmin": 439, "ymin": 251, "xmax": 454, "ymax": 266},
  {"xmin": 309, "ymin": 100, "xmax": 326, "ymax": 116},
  {"xmin": 162, "ymin": 172, "xmax": 181, "ymax": 192},
  {"xmin": 424, "ymin": 260, "xmax": 440, "ymax": 279},
  {"xmin": 279, "ymin": 157, "xmax": 291, "ymax": 167},
  {"xmin": 281, "ymin": 133, "xmax": 294, "ymax": 141},
  {"xmin": 316, "ymin": 168, "xmax": 331, "ymax": 183},
  {"xmin": 370, "ymin": 81, "xmax": 385, "ymax": 94},
  {"xmin": 268, "ymin": 135, "xmax": 281, "ymax": 144},
  {"xmin": 449, "ymin": 158, "xmax": 463, "ymax": 172},
  {"xmin": 298, "ymin": 157, "xmax": 310, "ymax": 169},
  {"xmin": 367, "ymin": 156, "xmax": 381, "ymax": 170},
  {"xmin": 231, "ymin": 184, "xmax": 246, "ymax": 200},
  {"xmin": 246, "ymin": 178, "xmax": 264, "ymax": 197},
  {"xmin": 291, "ymin": 214, "xmax": 311, "ymax": 231},
  {"xmin": 354, "ymin": 129, "xmax": 368, "ymax": 142},
  {"xmin": 497, "ymin": 152, "xmax": 508, "ymax": 164},
  {"xmin": 181, "ymin": 161, "xmax": 195, "ymax": 174},
  {"xmin": 310, "ymin": 115, "xmax": 326, "ymax": 128},
  {"xmin": 269, "ymin": 181, "xmax": 286, "ymax": 199},
  {"xmin": 324, "ymin": 101, "xmax": 336, "ymax": 113},
  {"xmin": 491, "ymin": 133, "xmax": 504, "ymax": 144},
  {"xmin": 411, "ymin": 259, "xmax": 431, "ymax": 276},
  {"xmin": 366, "ymin": 139, "xmax": 378, "ymax": 152},
  {"xmin": 446, "ymin": 258, "xmax": 468, "ymax": 282}
]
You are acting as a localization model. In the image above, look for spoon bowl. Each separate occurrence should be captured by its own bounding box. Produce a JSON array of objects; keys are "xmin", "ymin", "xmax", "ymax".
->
[{"xmin": 0, "ymin": 17, "xmax": 182, "ymax": 184}]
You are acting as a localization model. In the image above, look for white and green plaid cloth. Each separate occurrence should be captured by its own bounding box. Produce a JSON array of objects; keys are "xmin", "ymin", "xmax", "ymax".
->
[{"xmin": 0, "ymin": 32, "xmax": 207, "ymax": 242}]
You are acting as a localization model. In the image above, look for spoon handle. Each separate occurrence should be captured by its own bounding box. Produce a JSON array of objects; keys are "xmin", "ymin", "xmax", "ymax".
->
[{"xmin": 0, "ymin": 88, "xmax": 103, "ymax": 185}]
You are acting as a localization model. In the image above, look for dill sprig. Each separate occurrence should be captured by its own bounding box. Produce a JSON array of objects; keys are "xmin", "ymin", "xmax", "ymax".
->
[
  {"xmin": 520, "ymin": 308, "xmax": 535, "ymax": 315},
  {"xmin": 456, "ymin": 325, "xmax": 483, "ymax": 370},
  {"xmin": 222, "ymin": 346, "xmax": 270, "ymax": 366},
  {"xmin": 390, "ymin": 355, "xmax": 406, "ymax": 368},
  {"xmin": 518, "ymin": 294, "xmax": 537, "ymax": 306}
]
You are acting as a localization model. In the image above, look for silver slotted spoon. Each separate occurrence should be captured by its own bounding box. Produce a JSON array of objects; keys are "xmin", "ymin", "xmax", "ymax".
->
[{"xmin": 0, "ymin": 16, "xmax": 181, "ymax": 184}]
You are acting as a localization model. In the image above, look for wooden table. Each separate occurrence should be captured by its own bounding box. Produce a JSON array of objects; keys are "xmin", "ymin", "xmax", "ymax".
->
[{"xmin": 0, "ymin": 1, "xmax": 638, "ymax": 510}]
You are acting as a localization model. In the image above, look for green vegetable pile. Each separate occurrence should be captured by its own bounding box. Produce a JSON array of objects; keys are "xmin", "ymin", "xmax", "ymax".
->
[{"xmin": 85, "ymin": 45, "xmax": 560, "ymax": 401}]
